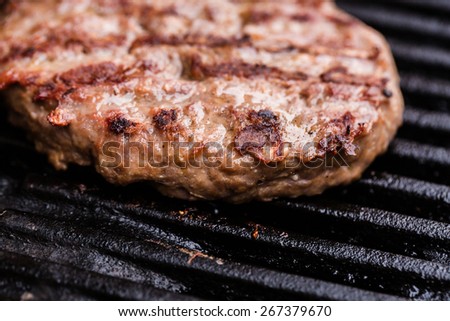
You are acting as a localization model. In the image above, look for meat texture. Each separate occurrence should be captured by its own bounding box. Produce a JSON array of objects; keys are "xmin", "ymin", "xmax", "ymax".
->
[{"xmin": 0, "ymin": 0, "xmax": 403, "ymax": 202}]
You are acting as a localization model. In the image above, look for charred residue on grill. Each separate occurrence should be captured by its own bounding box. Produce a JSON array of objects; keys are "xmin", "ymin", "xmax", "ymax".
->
[
  {"xmin": 106, "ymin": 114, "xmax": 137, "ymax": 135},
  {"xmin": 234, "ymin": 109, "xmax": 283, "ymax": 162}
]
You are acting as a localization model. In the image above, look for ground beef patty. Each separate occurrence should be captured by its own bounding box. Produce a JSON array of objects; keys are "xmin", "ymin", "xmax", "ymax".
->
[{"xmin": 0, "ymin": 0, "xmax": 403, "ymax": 202}]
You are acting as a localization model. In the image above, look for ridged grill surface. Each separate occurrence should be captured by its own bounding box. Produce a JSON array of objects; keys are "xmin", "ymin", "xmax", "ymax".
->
[{"xmin": 0, "ymin": 0, "xmax": 449, "ymax": 300}]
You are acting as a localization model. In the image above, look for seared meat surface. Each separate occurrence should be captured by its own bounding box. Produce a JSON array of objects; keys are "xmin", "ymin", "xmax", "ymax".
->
[{"xmin": 0, "ymin": 0, "xmax": 403, "ymax": 202}]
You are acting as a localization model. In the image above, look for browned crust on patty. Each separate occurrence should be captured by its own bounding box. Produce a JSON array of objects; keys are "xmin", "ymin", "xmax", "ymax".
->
[
  {"xmin": 235, "ymin": 109, "xmax": 283, "ymax": 163},
  {"xmin": 0, "ymin": 0, "xmax": 403, "ymax": 202}
]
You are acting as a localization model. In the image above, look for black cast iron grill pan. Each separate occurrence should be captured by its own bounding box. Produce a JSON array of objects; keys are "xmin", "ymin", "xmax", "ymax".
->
[{"xmin": 0, "ymin": 0, "xmax": 449, "ymax": 301}]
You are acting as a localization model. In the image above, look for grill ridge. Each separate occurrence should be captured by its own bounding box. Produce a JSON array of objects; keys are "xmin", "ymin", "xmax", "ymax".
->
[{"xmin": 339, "ymin": 1, "xmax": 450, "ymax": 43}]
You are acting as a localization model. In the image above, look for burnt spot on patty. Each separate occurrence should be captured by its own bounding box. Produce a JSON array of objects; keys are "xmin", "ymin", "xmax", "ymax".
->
[
  {"xmin": 107, "ymin": 114, "xmax": 137, "ymax": 135},
  {"xmin": 321, "ymin": 66, "xmax": 348, "ymax": 83},
  {"xmin": 234, "ymin": 109, "xmax": 283, "ymax": 162},
  {"xmin": 32, "ymin": 63, "xmax": 123, "ymax": 104},
  {"xmin": 321, "ymin": 66, "xmax": 387, "ymax": 87},
  {"xmin": 326, "ymin": 14, "xmax": 356, "ymax": 26},
  {"xmin": 32, "ymin": 82, "xmax": 60, "ymax": 110},
  {"xmin": 317, "ymin": 112, "xmax": 364, "ymax": 157},
  {"xmin": 246, "ymin": 10, "xmax": 312, "ymax": 24},
  {"xmin": 34, "ymin": 81, "xmax": 76, "ymax": 101},
  {"xmin": 1, "ymin": 32, "xmax": 126, "ymax": 64},
  {"xmin": 152, "ymin": 108, "xmax": 184, "ymax": 140},
  {"xmin": 33, "ymin": 82, "xmax": 58, "ymax": 102},
  {"xmin": 58, "ymin": 62, "xmax": 123, "ymax": 86},
  {"xmin": 129, "ymin": 34, "xmax": 251, "ymax": 53},
  {"xmin": 153, "ymin": 109, "xmax": 177, "ymax": 130},
  {"xmin": 189, "ymin": 56, "xmax": 308, "ymax": 82},
  {"xmin": 382, "ymin": 88, "xmax": 393, "ymax": 98}
]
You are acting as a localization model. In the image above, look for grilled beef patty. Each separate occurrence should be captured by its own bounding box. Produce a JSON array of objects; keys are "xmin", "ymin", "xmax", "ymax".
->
[{"xmin": 0, "ymin": 0, "xmax": 403, "ymax": 202}]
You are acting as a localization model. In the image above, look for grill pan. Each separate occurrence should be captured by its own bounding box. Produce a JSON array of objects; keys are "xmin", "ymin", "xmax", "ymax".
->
[{"xmin": 0, "ymin": 0, "xmax": 449, "ymax": 300}]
